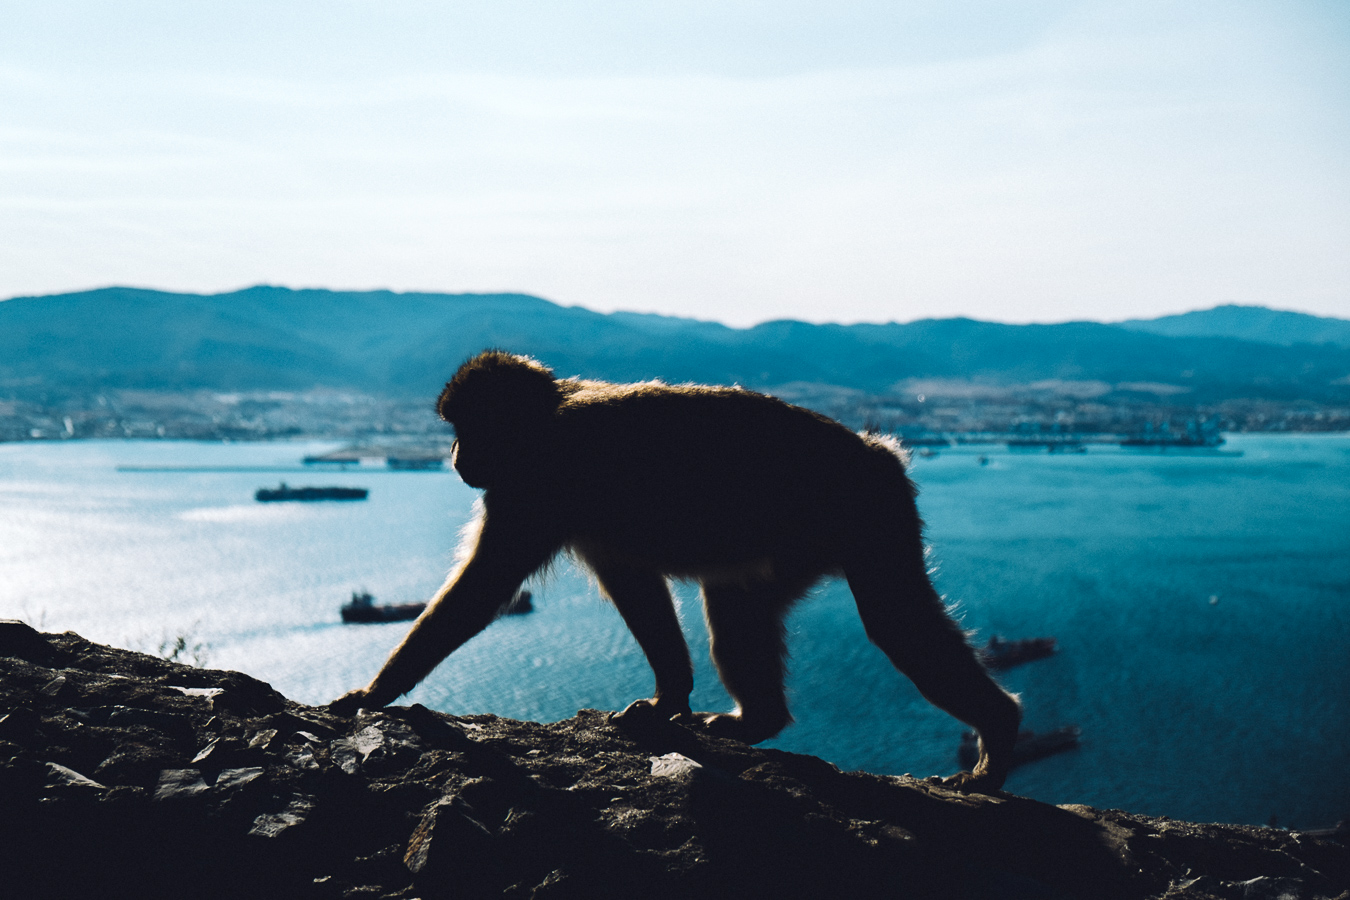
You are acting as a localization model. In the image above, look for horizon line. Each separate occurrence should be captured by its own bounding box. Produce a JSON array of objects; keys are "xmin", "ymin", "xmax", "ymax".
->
[{"xmin": 1, "ymin": 282, "xmax": 1344, "ymax": 330}]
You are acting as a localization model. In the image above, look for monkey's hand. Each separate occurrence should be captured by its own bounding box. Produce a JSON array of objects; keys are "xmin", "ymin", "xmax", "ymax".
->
[{"xmin": 328, "ymin": 687, "xmax": 385, "ymax": 717}]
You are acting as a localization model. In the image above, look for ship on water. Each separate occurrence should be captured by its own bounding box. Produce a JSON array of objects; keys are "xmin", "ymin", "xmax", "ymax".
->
[
  {"xmin": 255, "ymin": 483, "xmax": 368, "ymax": 502},
  {"xmin": 340, "ymin": 591, "xmax": 424, "ymax": 623},
  {"xmin": 1121, "ymin": 418, "xmax": 1225, "ymax": 449},
  {"xmin": 341, "ymin": 589, "xmax": 533, "ymax": 624}
]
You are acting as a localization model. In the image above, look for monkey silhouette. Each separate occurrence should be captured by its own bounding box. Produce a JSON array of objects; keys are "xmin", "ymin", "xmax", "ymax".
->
[{"xmin": 332, "ymin": 350, "xmax": 1020, "ymax": 791}]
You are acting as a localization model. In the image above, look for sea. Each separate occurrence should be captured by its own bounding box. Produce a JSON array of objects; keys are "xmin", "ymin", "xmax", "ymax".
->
[{"xmin": 2, "ymin": 434, "xmax": 1347, "ymax": 829}]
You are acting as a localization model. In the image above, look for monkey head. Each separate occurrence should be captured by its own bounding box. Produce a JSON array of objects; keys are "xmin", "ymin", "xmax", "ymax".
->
[{"xmin": 437, "ymin": 350, "xmax": 563, "ymax": 489}]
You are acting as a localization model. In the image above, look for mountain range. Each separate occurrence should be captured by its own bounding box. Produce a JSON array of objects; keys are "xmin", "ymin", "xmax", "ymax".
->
[
  {"xmin": 2, "ymin": 287, "xmax": 1348, "ymax": 404},
  {"xmin": 1120, "ymin": 305, "xmax": 1350, "ymax": 348}
]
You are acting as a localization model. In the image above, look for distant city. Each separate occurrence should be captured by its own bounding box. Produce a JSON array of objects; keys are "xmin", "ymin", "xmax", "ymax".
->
[{"xmin": 4, "ymin": 378, "xmax": 1345, "ymax": 450}]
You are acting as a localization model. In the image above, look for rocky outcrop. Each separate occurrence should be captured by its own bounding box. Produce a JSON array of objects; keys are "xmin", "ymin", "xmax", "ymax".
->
[{"xmin": 1, "ymin": 620, "xmax": 1346, "ymax": 900}]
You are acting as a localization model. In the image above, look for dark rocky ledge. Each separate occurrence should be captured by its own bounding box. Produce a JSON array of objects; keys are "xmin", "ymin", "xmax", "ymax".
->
[{"xmin": 1, "ymin": 621, "xmax": 1346, "ymax": 900}]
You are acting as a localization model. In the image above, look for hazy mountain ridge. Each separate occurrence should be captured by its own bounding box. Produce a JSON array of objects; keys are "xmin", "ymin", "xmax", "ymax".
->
[
  {"xmin": 1119, "ymin": 304, "xmax": 1350, "ymax": 348},
  {"xmin": 2, "ymin": 287, "xmax": 1348, "ymax": 406}
]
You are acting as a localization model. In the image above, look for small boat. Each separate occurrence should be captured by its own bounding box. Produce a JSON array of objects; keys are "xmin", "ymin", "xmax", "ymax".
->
[
  {"xmin": 256, "ymin": 483, "xmax": 368, "ymax": 502},
  {"xmin": 302, "ymin": 454, "xmax": 361, "ymax": 466},
  {"xmin": 341, "ymin": 589, "xmax": 534, "ymax": 624},
  {"xmin": 387, "ymin": 457, "xmax": 445, "ymax": 471},
  {"xmin": 979, "ymin": 635, "xmax": 1057, "ymax": 670},
  {"xmin": 958, "ymin": 726, "xmax": 1081, "ymax": 771},
  {"xmin": 1120, "ymin": 435, "xmax": 1224, "ymax": 449},
  {"xmin": 341, "ymin": 591, "xmax": 425, "ymax": 624},
  {"xmin": 1120, "ymin": 420, "xmax": 1225, "ymax": 449}
]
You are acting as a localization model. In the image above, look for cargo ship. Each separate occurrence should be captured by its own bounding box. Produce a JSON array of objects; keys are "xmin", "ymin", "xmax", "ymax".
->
[
  {"xmin": 255, "ymin": 483, "xmax": 368, "ymax": 502},
  {"xmin": 341, "ymin": 590, "xmax": 533, "ymax": 624},
  {"xmin": 340, "ymin": 591, "xmax": 425, "ymax": 624}
]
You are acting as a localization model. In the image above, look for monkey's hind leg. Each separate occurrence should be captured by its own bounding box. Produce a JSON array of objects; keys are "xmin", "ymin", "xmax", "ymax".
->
[
  {"xmin": 688, "ymin": 579, "xmax": 799, "ymax": 744},
  {"xmin": 590, "ymin": 561, "xmax": 696, "ymax": 725},
  {"xmin": 845, "ymin": 545, "xmax": 1021, "ymax": 793}
]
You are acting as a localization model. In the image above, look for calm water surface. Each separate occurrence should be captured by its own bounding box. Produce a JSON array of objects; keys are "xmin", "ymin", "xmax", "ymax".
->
[{"xmin": 1, "ymin": 435, "xmax": 1347, "ymax": 828}]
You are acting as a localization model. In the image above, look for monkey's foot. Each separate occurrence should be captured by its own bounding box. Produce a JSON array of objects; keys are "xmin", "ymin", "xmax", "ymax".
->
[
  {"xmin": 677, "ymin": 711, "xmax": 787, "ymax": 745},
  {"xmin": 609, "ymin": 697, "xmax": 692, "ymax": 726},
  {"xmin": 934, "ymin": 768, "xmax": 1007, "ymax": 794},
  {"xmin": 327, "ymin": 687, "xmax": 395, "ymax": 716}
]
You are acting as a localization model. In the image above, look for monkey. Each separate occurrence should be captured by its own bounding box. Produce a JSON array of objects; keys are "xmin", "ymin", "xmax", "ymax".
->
[{"xmin": 330, "ymin": 350, "xmax": 1022, "ymax": 792}]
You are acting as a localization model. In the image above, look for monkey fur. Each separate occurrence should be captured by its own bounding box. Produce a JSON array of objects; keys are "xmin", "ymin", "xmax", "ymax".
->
[{"xmin": 331, "ymin": 350, "xmax": 1021, "ymax": 791}]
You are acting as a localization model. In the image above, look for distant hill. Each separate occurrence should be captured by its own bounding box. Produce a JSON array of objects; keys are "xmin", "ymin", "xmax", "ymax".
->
[
  {"xmin": 3, "ymin": 286, "xmax": 1349, "ymax": 404},
  {"xmin": 1119, "ymin": 304, "xmax": 1350, "ymax": 348}
]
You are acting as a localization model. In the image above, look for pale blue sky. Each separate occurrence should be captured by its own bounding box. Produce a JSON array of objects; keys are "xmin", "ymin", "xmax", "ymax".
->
[{"xmin": 2, "ymin": 1, "xmax": 1347, "ymax": 326}]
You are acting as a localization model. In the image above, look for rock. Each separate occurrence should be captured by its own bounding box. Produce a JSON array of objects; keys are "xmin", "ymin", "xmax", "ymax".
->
[
  {"xmin": 0, "ymin": 619, "xmax": 62, "ymax": 665},
  {"xmin": 38, "ymin": 674, "xmax": 67, "ymax": 697},
  {"xmin": 650, "ymin": 752, "xmax": 703, "ymax": 778},
  {"xmin": 0, "ymin": 629, "xmax": 1347, "ymax": 900},
  {"xmin": 330, "ymin": 725, "xmax": 382, "ymax": 774},
  {"xmin": 404, "ymin": 794, "xmax": 497, "ymax": 886},
  {"xmin": 108, "ymin": 706, "xmax": 197, "ymax": 744},
  {"xmin": 329, "ymin": 714, "xmax": 423, "ymax": 776},
  {"xmin": 1233, "ymin": 875, "xmax": 1307, "ymax": 899},
  {"xmin": 95, "ymin": 742, "xmax": 183, "ymax": 785},
  {"xmin": 284, "ymin": 742, "xmax": 321, "ymax": 771},
  {"xmin": 0, "ymin": 706, "xmax": 39, "ymax": 741},
  {"xmin": 214, "ymin": 766, "xmax": 265, "ymax": 792},
  {"xmin": 44, "ymin": 762, "xmax": 106, "ymax": 791},
  {"xmin": 188, "ymin": 735, "xmax": 255, "ymax": 768},
  {"xmin": 153, "ymin": 767, "xmax": 210, "ymax": 801},
  {"xmin": 249, "ymin": 793, "xmax": 316, "ymax": 838},
  {"xmin": 248, "ymin": 727, "xmax": 279, "ymax": 750}
]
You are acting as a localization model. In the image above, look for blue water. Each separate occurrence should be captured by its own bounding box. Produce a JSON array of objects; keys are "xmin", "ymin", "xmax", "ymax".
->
[{"xmin": 1, "ymin": 435, "xmax": 1347, "ymax": 828}]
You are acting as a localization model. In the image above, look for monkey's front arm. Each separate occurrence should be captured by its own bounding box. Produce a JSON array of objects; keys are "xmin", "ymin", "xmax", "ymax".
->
[{"xmin": 329, "ymin": 506, "xmax": 558, "ymax": 714}]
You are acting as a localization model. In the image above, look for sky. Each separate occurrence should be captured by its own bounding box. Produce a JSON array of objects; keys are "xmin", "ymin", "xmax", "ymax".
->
[{"xmin": 2, "ymin": 1, "xmax": 1347, "ymax": 327}]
